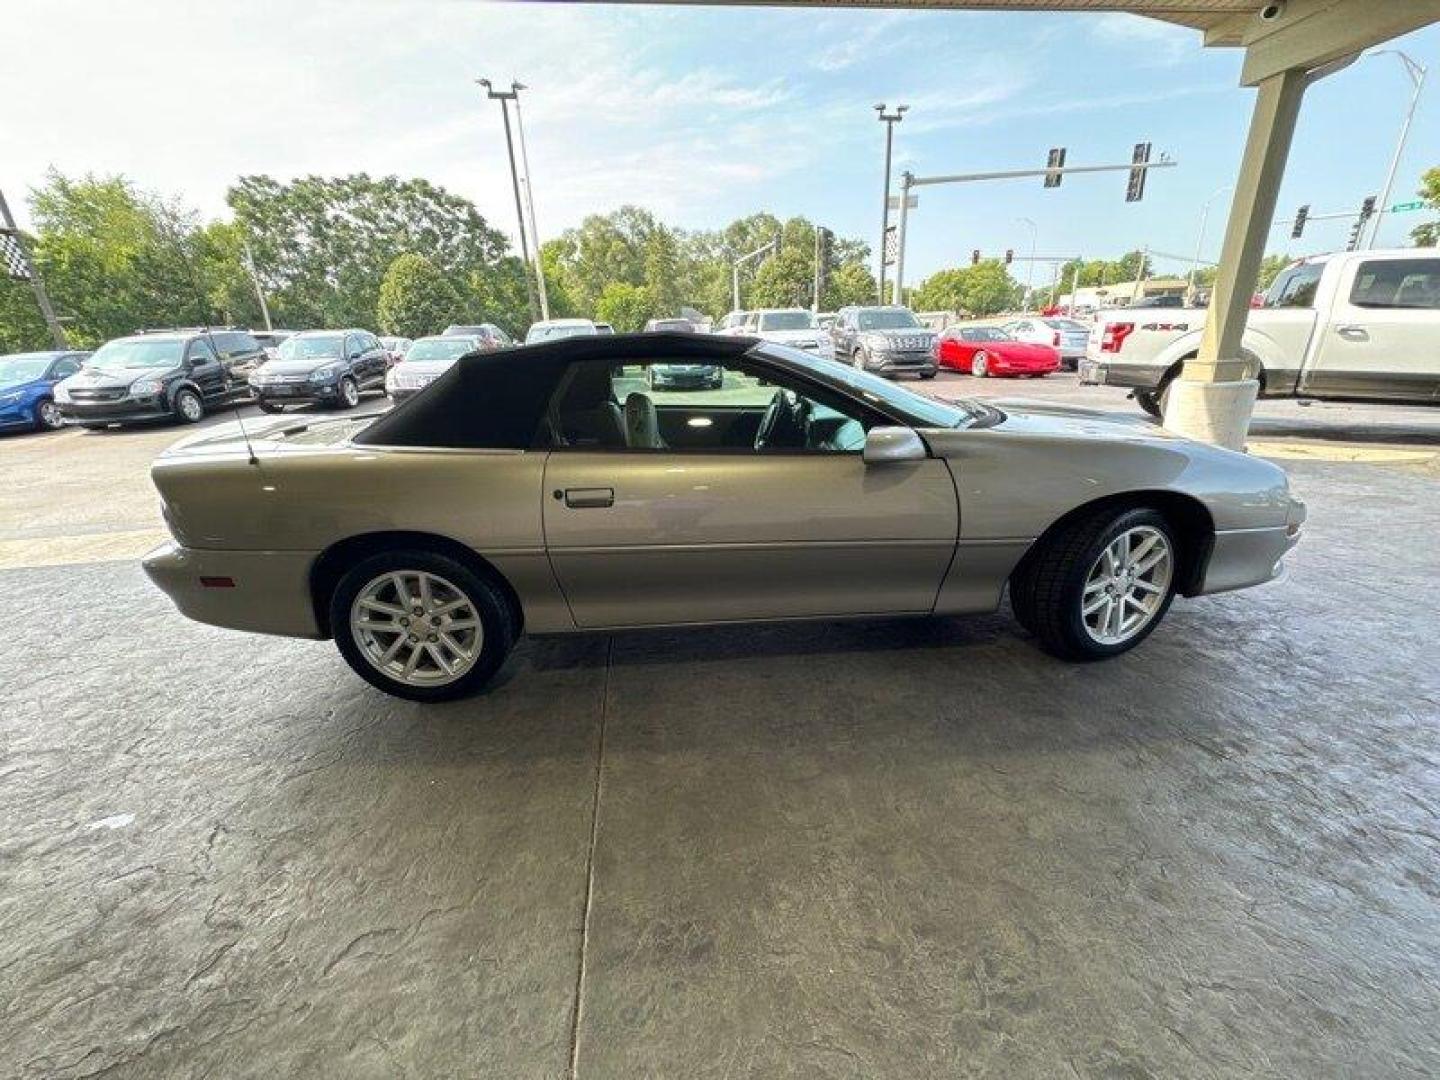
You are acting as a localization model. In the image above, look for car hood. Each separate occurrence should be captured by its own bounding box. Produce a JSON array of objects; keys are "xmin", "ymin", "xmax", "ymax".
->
[
  {"xmin": 392, "ymin": 357, "xmax": 462, "ymax": 377},
  {"xmin": 65, "ymin": 366, "xmax": 174, "ymax": 389},
  {"xmin": 861, "ymin": 327, "xmax": 933, "ymax": 340}
]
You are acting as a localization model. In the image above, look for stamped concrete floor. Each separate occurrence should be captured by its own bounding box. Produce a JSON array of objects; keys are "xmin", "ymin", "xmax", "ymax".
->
[{"xmin": 3, "ymin": 452, "xmax": 1439, "ymax": 1078}]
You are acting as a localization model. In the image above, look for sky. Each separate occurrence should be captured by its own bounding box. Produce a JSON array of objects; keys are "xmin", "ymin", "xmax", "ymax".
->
[{"xmin": 4, "ymin": 1, "xmax": 1437, "ymax": 286}]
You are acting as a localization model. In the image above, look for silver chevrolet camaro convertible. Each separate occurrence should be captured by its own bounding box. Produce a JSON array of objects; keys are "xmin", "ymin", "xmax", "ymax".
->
[{"xmin": 144, "ymin": 333, "xmax": 1305, "ymax": 701}]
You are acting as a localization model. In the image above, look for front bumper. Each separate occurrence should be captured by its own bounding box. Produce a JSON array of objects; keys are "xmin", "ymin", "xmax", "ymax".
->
[
  {"xmin": 1198, "ymin": 508, "xmax": 1304, "ymax": 596},
  {"xmin": 143, "ymin": 542, "xmax": 323, "ymax": 638},
  {"xmin": 253, "ymin": 380, "xmax": 341, "ymax": 405},
  {"xmin": 58, "ymin": 395, "xmax": 174, "ymax": 425},
  {"xmin": 866, "ymin": 351, "xmax": 937, "ymax": 375},
  {"xmin": 0, "ymin": 400, "xmax": 38, "ymax": 428}
]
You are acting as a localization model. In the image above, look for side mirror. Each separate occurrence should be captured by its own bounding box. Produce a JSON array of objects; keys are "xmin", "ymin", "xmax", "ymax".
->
[{"xmin": 863, "ymin": 426, "xmax": 927, "ymax": 465}]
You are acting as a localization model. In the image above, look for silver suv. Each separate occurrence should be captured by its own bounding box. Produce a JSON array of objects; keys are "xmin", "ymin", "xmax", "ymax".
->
[{"xmin": 829, "ymin": 306, "xmax": 938, "ymax": 379}]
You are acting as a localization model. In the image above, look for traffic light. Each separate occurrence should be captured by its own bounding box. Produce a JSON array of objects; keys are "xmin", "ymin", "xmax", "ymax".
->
[
  {"xmin": 1126, "ymin": 142, "xmax": 1152, "ymax": 203},
  {"xmin": 1004, "ymin": 249, "xmax": 1014, "ymax": 265},
  {"xmin": 815, "ymin": 226, "xmax": 834, "ymax": 297},
  {"xmin": 1044, "ymin": 146, "xmax": 1067, "ymax": 188},
  {"xmin": 1291, "ymin": 204, "xmax": 1309, "ymax": 240},
  {"xmin": 1347, "ymin": 195, "xmax": 1377, "ymax": 251},
  {"xmin": 971, "ymin": 249, "xmax": 981, "ymax": 266}
]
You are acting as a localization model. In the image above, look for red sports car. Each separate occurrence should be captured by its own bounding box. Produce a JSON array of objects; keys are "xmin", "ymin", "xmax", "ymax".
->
[{"xmin": 934, "ymin": 325, "xmax": 1061, "ymax": 378}]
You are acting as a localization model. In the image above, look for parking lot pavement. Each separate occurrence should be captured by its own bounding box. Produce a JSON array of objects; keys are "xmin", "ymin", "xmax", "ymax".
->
[{"xmin": 2, "ymin": 382, "xmax": 1439, "ymax": 1077}]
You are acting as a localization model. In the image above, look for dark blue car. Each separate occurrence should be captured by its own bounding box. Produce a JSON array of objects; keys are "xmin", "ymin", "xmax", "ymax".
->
[{"xmin": 0, "ymin": 350, "xmax": 89, "ymax": 433}]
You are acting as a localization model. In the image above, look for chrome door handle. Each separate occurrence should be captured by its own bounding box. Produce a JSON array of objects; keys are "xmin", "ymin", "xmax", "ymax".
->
[
  {"xmin": 1335, "ymin": 324, "xmax": 1369, "ymax": 340},
  {"xmin": 563, "ymin": 487, "xmax": 614, "ymax": 509}
]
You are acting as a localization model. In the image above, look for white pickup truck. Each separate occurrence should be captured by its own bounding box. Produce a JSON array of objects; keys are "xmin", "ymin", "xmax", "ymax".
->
[{"xmin": 1079, "ymin": 249, "xmax": 1440, "ymax": 417}]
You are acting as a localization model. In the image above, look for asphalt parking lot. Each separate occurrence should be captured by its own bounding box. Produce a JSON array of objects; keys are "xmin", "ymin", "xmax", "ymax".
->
[{"xmin": 3, "ymin": 373, "xmax": 1439, "ymax": 1077}]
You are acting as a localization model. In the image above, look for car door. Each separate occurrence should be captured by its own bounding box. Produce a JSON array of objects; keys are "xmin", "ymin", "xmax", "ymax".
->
[
  {"xmin": 1301, "ymin": 256, "xmax": 1440, "ymax": 402},
  {"xmin": 185, "ymin": 338, "xmax": 225, "ymax": 401},
  {"xmin": 361, "ymin": 333, "xmax": 386, "ymax": 385},
  {"xmin": 540, "ymin": 356, "xmax": 958, "ymax": 629}
]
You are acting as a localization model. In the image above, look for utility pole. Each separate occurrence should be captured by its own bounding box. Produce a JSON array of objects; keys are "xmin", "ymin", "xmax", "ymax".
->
[
  {"xmin": 1188, "ymin": 185, "xmax": 1233, "ymax": 301},
  {"xmin": 874, "ymin": 103, "xmax": 907, "ymax": 304},
  {"xmin": 894, "ymin": 171, "xmax": 913, "ymax": 302},
  {"xmin": 478, "ymin": 78, "xmax": 539, "ymax": 325},
  {"xmin": 1017, "ymin": 216, "xmax": 1037, "ymax": 310},
  {"xmin": 510, "ymin": 83, "xmax": 550, "ymax": 320},
  {"xmin": 0, "ymin": 186, "xmax": 67, "ymax": 348},
  {"xmin": 1066, "ymin": 260, "xmax": 1081, "ymax": 316},
  {"xmin": 241, "ymin": 242, "xmax": 273, "ymax": 331},
  {"xmin": 1365, "ymin": 49, "xmax": 1426, "ymax": 249}
]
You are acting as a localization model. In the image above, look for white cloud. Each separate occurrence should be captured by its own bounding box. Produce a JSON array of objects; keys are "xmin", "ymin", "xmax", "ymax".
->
[{"xmin": 1088, "ymin": 12, "xmax": 1198, "ymax": 66}]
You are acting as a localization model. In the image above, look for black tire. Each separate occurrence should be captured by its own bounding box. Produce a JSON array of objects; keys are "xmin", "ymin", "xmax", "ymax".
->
[
  {"xmin": 328, "ymin": 548, "xmax": 518, "ymax": 703},
  {"xmin": 34, "ymin": 397, "xmax": 64, "ymax": 431},
  {"xmin": 79, "ymin": 423, "xmax": 109, "ymax": 431},
  {"xmin": 336, "ymin": 377, "xmax": 360, "ymax": 409},
  {"xmin": 919, "ymin": 371, "xmax": 936, "ymax": 380},
  {"xmin": 174, "ymin": 387, "xmax": 204, "ymax": 424},
  {"xmin": 1135, "ymin": 388, "xmax": 1163, "ymax": 420},
  {"xmin": 1010, "ymin": 507, "xmax": 1177, "ymax": 661},
  {"xmin": 257, "ymin": 400, "xmax": 284, "ymax": 414}
]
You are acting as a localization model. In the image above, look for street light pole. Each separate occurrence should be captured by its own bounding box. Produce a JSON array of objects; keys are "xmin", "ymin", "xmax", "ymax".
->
[
  {"xmin": 1017, "ymin": 217, "xmax": 1037, "ymax": 310},
  {"xmin": 1365, "ymin": 49, "xmax": 1426, "ymax": 250},
  {"xmin": 478, "ymin": 78, "xmax": 539, "ymax": 325},
  {"xmin": 0, "ymin": 186, "xmax": 66, "ymax": 348},
  {"xmin": 874, "ymin": 103, "xmax": 907, "ymax": 304},
  {"xmin": 1188, "ymin": 185, "xmax": 1233, "ymax": 300},
  {"xmin": 509, "ymin": 82, "xmax": 550, "ymax": 320},
  {"xmin": 241, "ymin": 242, "xmax": 273, "ymax": 331}
]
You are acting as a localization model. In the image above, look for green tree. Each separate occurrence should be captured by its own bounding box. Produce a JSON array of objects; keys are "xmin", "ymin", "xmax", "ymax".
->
[
  {"xmin": 912, "ymin": 261, "xmax": 1018, "ymax": 316},
  {"xmin": 25, "ymin": 170, "xmax": 215, "ymax": 346},
  {"xmin": 826, "ymin": 261, "xmax": 877, "ymax": 308},
  {"xmin": 228, "ymin": 174, "xmax": 511, "ymax": 329},
  {"xmin": 0, "ymin": 272, "xmax": 50, "ymax": 353},
  {"xmin": 468, "ymin": 256, "xmax": 532, "ymax": 338},
  {"xmin": 1411, "ymin": 167, "xmax": 1440, "ymax": 247},
  {"xmin": 377, "ymin": 253, "xmax": 467, "ymax": 338},
  {"xmin": 594, "ymin": 281, "xmax": 651, "ymax": 332}
]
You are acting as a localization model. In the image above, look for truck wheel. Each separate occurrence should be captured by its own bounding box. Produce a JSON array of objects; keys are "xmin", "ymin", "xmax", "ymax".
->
[{"xmin": 1135, "ymin": 390, "xmax": 1162, "ymax": 419}]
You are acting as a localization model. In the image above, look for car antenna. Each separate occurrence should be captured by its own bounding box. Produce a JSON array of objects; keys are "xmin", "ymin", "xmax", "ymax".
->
[{"xmin": 200, "ymin": 324, "xmax": 260, "ymax": 467}]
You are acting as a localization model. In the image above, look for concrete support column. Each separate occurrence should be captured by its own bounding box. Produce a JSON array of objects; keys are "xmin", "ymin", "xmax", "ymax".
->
[{"xmin": 1163, "ymin": 66, "xmax": 1308, "ymax": 450}]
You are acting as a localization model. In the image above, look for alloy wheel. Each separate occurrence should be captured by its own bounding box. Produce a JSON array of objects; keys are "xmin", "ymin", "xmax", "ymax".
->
[
  {"xmin": 1080, "ymin": 526, "xmax": 1172, "ymax": 645},
  {"xmin": 340, "ymin": 378, "xmax": 359, "ymax": 407},
  {"xmin": 177, "ymin": 392, "xmax": 203, "ymax": 421},
  {"xmin": 37, "ymin": 399, "xmax": 63, "ymax": 430},
  {"xmin": 973, "ymin": 352, "xmax": 989, "ymax": 377},
  {"xmin": 350, "ymin": 570, "xmax": 483, "ymax": 687}
]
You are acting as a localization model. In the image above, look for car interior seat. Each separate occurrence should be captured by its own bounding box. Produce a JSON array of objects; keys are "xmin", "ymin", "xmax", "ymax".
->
[
  {"xmin": 554, "ymin": 362, "xmax": 625, "ymax": 447},
  {"xmin": 623, "ymin": 392, "xmax": 666, "ymax": 449}
]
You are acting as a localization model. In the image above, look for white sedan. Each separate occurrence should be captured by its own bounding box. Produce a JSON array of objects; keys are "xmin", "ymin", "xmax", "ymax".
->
[
  {"xmin": 743, "ymin": 309, "xmax": 834, "ymax": 358},
  {"xmin": 1001, "ymin": 317, "xmax": 1091, "ymax": 371}
]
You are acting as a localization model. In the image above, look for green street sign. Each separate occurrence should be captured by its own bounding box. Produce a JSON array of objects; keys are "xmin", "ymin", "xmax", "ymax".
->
[{"xmin": 1387, "ymin": 200, "xmax": 1425, "ymax": 213}]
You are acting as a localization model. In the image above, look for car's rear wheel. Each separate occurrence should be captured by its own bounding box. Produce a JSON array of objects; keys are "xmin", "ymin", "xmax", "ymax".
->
[
  {"xmin": 972, "ymin": 352, "xmax": 990, "ymax": 377},
  {"xmin": 1011, "ymin": 507, "xmax": 1177, "ymax": 661},
  {"xmin": 257, "ymin": 400, "xmax": 284, "ymax": 414},
  {"xmin": 174, "ymin": 388, "xmax": 204, "ymax": 424},
  {"xmin": 337, "ymin": 377, "xmax": 360, "ymax": 409},
  {"xmin": 34, "ymin": 398, "xmax": 63, "ymax": 431},
  {"xmin": 330, "ymin": 549, "xmax": 517, "ymax": 702}
]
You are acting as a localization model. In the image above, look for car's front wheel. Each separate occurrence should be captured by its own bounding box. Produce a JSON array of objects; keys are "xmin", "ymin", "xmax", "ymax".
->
[
  {"xmin": 852, "ymin": 349, "xmax": 867, "ymax": 371},
  {"xmin": 337, "ymin": 377, "xmax": 360, "ymax": 409},
  {"xmin": 972, "ymin": 352, "xmax": 990, "ymax": 377},
  {"xmin": 174, "ymin": 387, "xmax": 204, "ymax": 424},
  {"xmin": 330, "ymin": 549, "xmax": 518, "ymax": 702},
  {"xmin": 1011, "ymin": 507, "xmax": 1177, "ymax": 661},
  {"xmin": 34, "ymin": 398, "xmax": 64, "ymax": 431}
]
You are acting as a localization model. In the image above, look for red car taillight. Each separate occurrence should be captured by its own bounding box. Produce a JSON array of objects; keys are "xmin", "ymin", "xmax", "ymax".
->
[{"xmin": 1100, "ymin": 322, "xmax": 1135, "ymax": 353}]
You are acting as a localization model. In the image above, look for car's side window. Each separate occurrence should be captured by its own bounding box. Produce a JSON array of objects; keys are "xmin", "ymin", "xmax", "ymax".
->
[
  {"xmin": 541, "ymin": 359, "xmax": 872, "ymax": 455},
  {"xmin": 52, "ymin": 359, "xmax": 81, "ymax": 378},
  {"xmin": 1349, "ymin": 258, "xmax": 1440, "ymax": 309},
  {"xmin": 188, "ymin": 339, "xmax": 218, "ymax": 364}
]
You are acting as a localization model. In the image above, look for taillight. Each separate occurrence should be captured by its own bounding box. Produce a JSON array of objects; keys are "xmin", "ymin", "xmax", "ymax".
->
[{"xmin": 1100, "ymin": 322, "xmax": 1135, "ymax": 353}]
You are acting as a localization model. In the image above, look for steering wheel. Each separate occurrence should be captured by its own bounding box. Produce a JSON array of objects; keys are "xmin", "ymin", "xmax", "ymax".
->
[{"xmin": 754, "ymin": 389, "xmax": 788, "ymax": 450}]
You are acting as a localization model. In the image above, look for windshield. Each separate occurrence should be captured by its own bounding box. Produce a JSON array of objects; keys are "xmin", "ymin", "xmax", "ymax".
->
[
  {"xmin": 404, "ymin": 337, "xmax": 477, "ymax": 362},
  {"xmin": 252, "ymin": 332, "xmax": 291, "ymax": 348},
  {"xmin": 967, "ymin": 328, "xmax": 1012, "ymax": 342},
  {"xmin": 758, "ymin": 344, "xmax": 975, "ymax": 429},
  {"xmin": 649, "ymin": 320, "xmax": 694, "ymax": 332},
  {"xmin": 858, "ymin": 309, "xmax": 921, "ymax": 330},
  {"xmin": 758, "ymin": 312, "xmax": 815, "ymax": 331},
  {"xmin": 277, "ymin": 334, "xmax": 343, "ymax": 361},
  {"xmin": 0, "ymin": 354, "xmax": 54, "ymax": 386},
  {"xmin": 526, "ymin": 323, "xmax": 595, "ymax": 343},
  {"xmin": 88, "ymin": 338, "xmax": 183, "ymax": 371},
  {"xmin": 1044, "ymin": 318, "xmax": 1086, "ymax": 331}
]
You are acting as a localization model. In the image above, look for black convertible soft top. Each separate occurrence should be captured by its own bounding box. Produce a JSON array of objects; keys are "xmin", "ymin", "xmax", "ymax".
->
[{"xmin": 355, "ymin": 332, "xmax": 755, "ymax": 449}]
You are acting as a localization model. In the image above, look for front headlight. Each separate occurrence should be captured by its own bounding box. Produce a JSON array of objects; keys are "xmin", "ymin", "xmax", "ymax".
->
[
  {"xmin": 862, "ymin": 333, "xmax": 890, "ymax": 350},
  {"xmin": 310, "ymin": 364, "xmax": 340, "ymax": 382},
  {"xmin": 130, "ymin": 378, "xmax": 165, "ymax": 396},
  {"xmin": 54, "ymin": 385, "xmax": 71, "ymax": 403}
]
